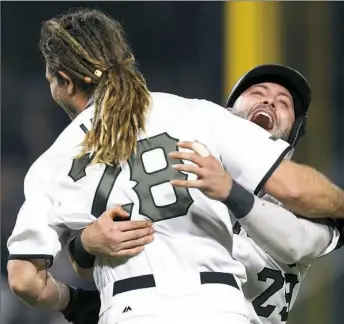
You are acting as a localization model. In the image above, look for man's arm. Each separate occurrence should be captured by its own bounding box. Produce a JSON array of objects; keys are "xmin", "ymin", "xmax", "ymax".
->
[
  {"xmin": 169, "ymin": 145, "xmax": 340, "ymax": 262},
  {"xmin": 7, "ymin": 259, "xmax": 69, "ymax": 310},
  {"xmin": 171, "ymin": 141, "xmax": 344, "ymax": 219},
  {"xmin": 263, "ymin": 160, "xmax": 344, "ymax": 218},
  {"xmin": 7, "ymin": 200, "xmax": 75, "ymax": 315},
  {"xmin": 169, "ymin": 142, "xmax": 344, "ymax": 218},
  {"xmin": 7, "ymin": 258, "xmax": 100, "ymax": 324},
  {"xmin": 68, "ymin": 206, "xmax": 155, "ymax": 276},
  {"xmin": 68, "ymin": 235, "xmax": 94, "ymax": 280},
  {"xmin": 177, "ymin": 101, "xmax": 344, "ymax": 219},
  {"xmin": 6, "ymin": 159, "xmax": 95, "ymax": 322},
  {"xmin": 224, "ymin": 181, "xmax": 338, "ymax": 264}
]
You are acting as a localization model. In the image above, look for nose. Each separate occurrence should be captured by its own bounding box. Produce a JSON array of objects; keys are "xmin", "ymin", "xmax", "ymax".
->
[{"xmin": 262, "ymin": 98, "xmax": 276, "ymax": 109}]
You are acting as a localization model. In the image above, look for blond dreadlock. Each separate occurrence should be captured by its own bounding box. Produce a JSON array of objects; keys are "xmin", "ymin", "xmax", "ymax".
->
[{"xmin": 39, "ymin": 8, "xmax": 151, "ymax": 165}]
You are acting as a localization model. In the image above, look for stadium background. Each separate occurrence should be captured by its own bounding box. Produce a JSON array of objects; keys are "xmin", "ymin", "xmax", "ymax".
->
[{"xmin": 1, "ymin": 1, "xmax": 344, "ymax": 323}]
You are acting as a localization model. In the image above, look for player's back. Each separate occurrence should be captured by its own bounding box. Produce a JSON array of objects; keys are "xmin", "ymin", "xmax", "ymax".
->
[
  {"xmin": 93, "ymin": 92, "xmax": 246, "ymax": 289},
  {"xmin": 51, "ymin": 92, "xmax": 250, "ymax": 323}
]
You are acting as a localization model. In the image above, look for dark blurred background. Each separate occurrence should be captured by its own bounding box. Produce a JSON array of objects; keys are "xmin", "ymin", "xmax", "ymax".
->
[{"xmin": 1, "ymin": 2, "xmax": 343, "ymax": 324}]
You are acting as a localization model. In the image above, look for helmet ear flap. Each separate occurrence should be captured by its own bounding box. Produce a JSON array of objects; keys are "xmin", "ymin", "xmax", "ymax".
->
[{"xmin": 287, "ymin": 114, "xmax": 307, "ymax": 147}]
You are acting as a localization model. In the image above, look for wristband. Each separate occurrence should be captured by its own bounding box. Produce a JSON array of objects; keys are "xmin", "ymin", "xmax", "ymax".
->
[
  {"xmin": 222, "ymin": 180, "xmax": 255, "ymax": 219},
  {"xmin": 68, "ymin": 232, "xmax": 95, "ymax": 269},
  {"xmin": 61, "ymin": 285, "xmax": 77, "ymax": 322}
]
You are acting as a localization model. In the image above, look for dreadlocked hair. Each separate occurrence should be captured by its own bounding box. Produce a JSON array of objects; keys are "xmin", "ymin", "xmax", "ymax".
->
[{"xmin": 39, "ymin": 8, "xmax": 150, "ymax": 165}]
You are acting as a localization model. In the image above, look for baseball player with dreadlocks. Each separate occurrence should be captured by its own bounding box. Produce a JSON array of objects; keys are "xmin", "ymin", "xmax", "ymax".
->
[
  {"xmin": 169, "ymin": 64, "xmax": 343, "ymax": 324},
  {"xmin": 6, "ymin": 8, "xmax": 344, "ymax": 324}
]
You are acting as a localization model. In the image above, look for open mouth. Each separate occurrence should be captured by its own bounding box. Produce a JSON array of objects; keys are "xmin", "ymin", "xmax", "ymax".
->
[{"xmin": 250, "ymin": 111, "xmax": 274, "ymax": 130}]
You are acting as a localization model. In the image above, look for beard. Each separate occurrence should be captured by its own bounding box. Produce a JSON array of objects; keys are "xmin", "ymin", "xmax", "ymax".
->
[{"xmin": 230, "ymin": 105, "xmax": 291, "ymax": 141}]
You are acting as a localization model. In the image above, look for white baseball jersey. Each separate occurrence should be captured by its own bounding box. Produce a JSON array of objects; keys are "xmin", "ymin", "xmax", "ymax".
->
[
  {"xmin": 8, "ymin": 92, "xmax": 290, "ymax": 320},
  {"xmin": 232, "ymin": 197, "xmax": 340, "ymax": 324}
]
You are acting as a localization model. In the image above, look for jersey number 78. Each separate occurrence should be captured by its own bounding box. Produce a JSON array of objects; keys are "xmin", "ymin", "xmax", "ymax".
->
[{"xmin": 68, "ymin": 129, "xmax": 194, "ymax": 222}]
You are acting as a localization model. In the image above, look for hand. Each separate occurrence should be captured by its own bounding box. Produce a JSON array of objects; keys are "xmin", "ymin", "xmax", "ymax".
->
[
  {"xmin": 81, "ymin": 206, "xmax": 154, "ymax": 257},
  {"xmin": 168, "ymin": 141, "xmax": 233, "ymax": 201}
]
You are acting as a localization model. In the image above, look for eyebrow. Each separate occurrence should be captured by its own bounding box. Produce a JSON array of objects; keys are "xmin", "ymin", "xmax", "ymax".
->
[{"xmin": 253, "ymin": 84, "xmax": 293, "ymax": 102}]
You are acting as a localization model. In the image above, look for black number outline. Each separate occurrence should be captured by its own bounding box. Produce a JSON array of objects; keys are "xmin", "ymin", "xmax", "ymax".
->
[
  {"xmin": 68, "ymin": 123, "xmax": 121, "ymax": 218},
  {"xmin": 252, "ymin": 268, "xmax": 284, "ymax": 318},
  {"xmin": 68, "ymin": 129, "xmax": 194, "ymax": 221},
  {"xmin": 252, "ymin": 267, "xmax": 299, "ymax": 322},
  {"xmin": 127, "ymin": 132, "xmax": 194, "ymax": 222},
  {"xmin": 279, "ymin": 273, "xmax": 299, "ymax": 321}
]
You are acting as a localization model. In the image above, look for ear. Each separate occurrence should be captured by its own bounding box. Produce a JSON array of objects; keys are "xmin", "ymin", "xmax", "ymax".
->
[{"xmin": 58, "ymin": 71, "xmax": 75, "ymax": 96}]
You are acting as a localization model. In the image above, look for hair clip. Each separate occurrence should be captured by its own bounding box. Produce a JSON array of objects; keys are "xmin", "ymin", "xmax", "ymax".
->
[
  {"xmin": 94, "ymin": 69, "xmax": 103, "ymax": 78},
  {"xmin": 84, "ymin": 69, "xmax": 103, "ymax": 84}
]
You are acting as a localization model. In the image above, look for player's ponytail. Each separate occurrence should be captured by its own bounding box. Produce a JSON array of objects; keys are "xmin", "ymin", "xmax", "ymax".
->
[
  {"xmin": 83, "ymin": 55, "xmax": 150, "ymax": 165},
  {"xmin": 39, "ymin": 8, "xmax": 151, "ymax": 165}
]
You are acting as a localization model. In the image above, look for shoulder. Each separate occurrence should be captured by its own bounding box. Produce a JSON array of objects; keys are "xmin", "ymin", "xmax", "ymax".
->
[
  {"xmin": 25, "ymin": 108, "xmax": 94, "ymax": 191},
  {"xmin": 52, "ymin": 107, "xmax": 93, "ymax": 150},
  {"xmin": 23, "ymin": 152, "xmax": 53, "ymax": 198},
  {"xmin": 150, "ymin": 92, "xmax": 224, "ymax": 112},
  {"xmin": 40, "ymin": 108, "xmax": 94, "ymax": 162}
]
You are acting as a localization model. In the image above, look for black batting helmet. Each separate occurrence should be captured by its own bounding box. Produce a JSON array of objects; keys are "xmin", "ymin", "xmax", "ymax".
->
[{"xmin": 225, "ymin": 64, "xmax": 311, "ymax": 147}]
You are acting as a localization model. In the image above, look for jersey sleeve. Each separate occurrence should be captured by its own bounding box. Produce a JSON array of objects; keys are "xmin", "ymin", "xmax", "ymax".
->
[
  {"xmin": 7, "ymin": 158, "xmax": 68, "ymax": 268},
  {"xmin": 206, "ymin": 101, "xmax": 291, "ymax": 194},
  {"xmin": 334, "ymin": 220, "xmax": 344, "ymax": 250},
  {"xmin": 288, "ymin": 216, "xmax": 341, "ymax": 258},
  {"xmin": 308, "ymin": 218, "xmax": 341, "ymax": 256},
  {"xmin": 318, "ymin": 226, "xmax": 340, "ymax": 257}
]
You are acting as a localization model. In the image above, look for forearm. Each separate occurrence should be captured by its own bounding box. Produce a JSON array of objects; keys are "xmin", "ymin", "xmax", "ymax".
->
[
  {"xmin": 68, "ymin": 250, "xmax": 94, "ymax": 280},
  {"xmin": 34, "ymin": 274, "xmax": 70, "ymax": 310},
  {"xmin": 8, "ymin": 260, "xmax": 69, "ymax": 311},
  {"xmin": 239, "ymin": 197, "xmax": 332, "ymax": 263},
  {"xmin": 264, "ymin": 160, "xmax": 344, "ymax": 218},
  {"xmin": 224, "ymin": 181, "xmax": 333, "ymax": 264},
  {"xmin": 68, "ymin": 232, "xmax": 95, "ymax": 279}
]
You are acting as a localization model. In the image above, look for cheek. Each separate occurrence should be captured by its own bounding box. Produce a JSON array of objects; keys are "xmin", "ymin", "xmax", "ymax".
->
[
  {"xmin": 234, "ymin": 96, "xmax": 256, "ymax": 114},
  {"xmin": 50, "ymin": 81, "xmax": 65, "ymax": 105},
  {"xmin": 50, "ymin": 82, "xmax": 59, "ymax": 101},
  {"xmin": 279, "ymin": 109, "xmax": 295, "ymax": 127}
]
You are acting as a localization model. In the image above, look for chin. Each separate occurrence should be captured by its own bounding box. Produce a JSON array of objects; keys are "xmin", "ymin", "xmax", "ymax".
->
[{"xmin": 269, "ymin": 129, "xmax": 288, "ymax": 141}]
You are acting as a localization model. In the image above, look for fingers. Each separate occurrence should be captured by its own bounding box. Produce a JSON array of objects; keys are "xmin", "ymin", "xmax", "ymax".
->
[
  {"xmin": 105, "ymin": 206, "xmax": 129, "ymax": 220},
  {"xmin": 122, "ymin": 226, "xmax": 155, "ymax": 241},
  {"xmin": 119, "ymin": 219, "xmax": 153, "ymax": 231},
  {"xmin": 169, "ymin": 140, "xmax": 213, "ymax": 167},
  {"xmin": 120, "ymin": 235, "xmax": 154, "ymax": 250},
  {"xmin": 168, "ymin": 151, "xmax": 204, "ymax": 166},
  {"xmin": 176, "ymin": 141, "xmax": 194, "ymax": 150},
  {"xmin": 106, "ymin": 225, "xmax": 154, "ymax": 257},
  {"xmin": 170, "ymin": 179, "xmax": 205, "ymax": 189},
  {"xmin": 178, "ymin": 141, "xmax": 210, "ymax": 158},
  {"xmin": 172, "ymin": 163, "xmax": 205, "ymax": 178},
  {"xmin": 115, "ymin": 246, "xmax": 145, "ymax": 257}
]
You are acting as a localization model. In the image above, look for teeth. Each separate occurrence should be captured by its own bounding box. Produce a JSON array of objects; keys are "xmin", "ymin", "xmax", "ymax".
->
[
  {"xmin": 251, "ymin": 111, "xmax": 274, "ymax": 130},
  {"xmin": 256, "ymin": 112, "xmax": 272, "ymax": 121}
]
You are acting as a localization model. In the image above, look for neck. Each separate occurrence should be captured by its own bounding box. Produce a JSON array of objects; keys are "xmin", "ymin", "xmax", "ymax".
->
[{"xmin": 70, "ymin": 95, "xmax": 91, "ymax": 119}]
